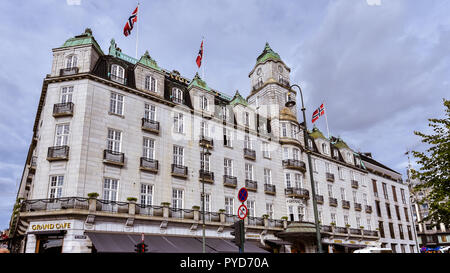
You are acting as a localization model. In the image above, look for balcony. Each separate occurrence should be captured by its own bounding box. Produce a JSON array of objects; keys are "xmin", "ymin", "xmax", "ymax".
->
[
  {"xmin": 223, "ymin": 175, "xmax": 237, "ymax": 188},
  {"xmin": 53, "ymin": 102, "xmax": 74, "ymax": 117},
  {"xmin": 172, "ymin": 164, "xmax": 188, "ymax": 179},
  {"xmin": 140, "ymin": 157, "xmax": 158, "ymax": 173},
  {"xmin": 199, "ymin": 169, "xmax": 214, "ymax": 183},
  {"xmin": 363, "ymin": 230, "xmax": 379, "ymax": 238},
  {"xmin": 282, "ymin": 159, "xmax": 306, "ymax": 172},
  {"xmin": 245, "ymin": 179, "xmax": 258, "ymax": 192},
  {"xmin": 326, "ymin": 173, "xmax": 335, "ymax": 182},
  {"xmin": 285, "ymin": 187, "xmax": 310, "ymax": 200},
  {"xmin": 316, "ymin": 195, "xmax": 324, "ymax": 204},
  {"xmin": 365, "ymin": 205, "xmax": 373, "ymax": 214},
  {"xmin": 141, "ymin": 118, "xmax": 160, "ymax": 134},
  {"xmin": 103, "ymin": 150, "xmax": 125, "ymax": 167},
  {"xmin": 351, "ymin": 180, "xmax": 359, "ymax": 189},
  {"xmin": 199, "ymin": 136, "xmax": 214, "ymax": 149},
  {"xmin": 329, "ymin": 197, "xmax": 338, "ymax": 207},
  {"xmin": 354, "ymin": 203, "xmax": 362, "ymax": 211},
  {"xmin": 342, "ymin": 200, "xmax": 351, "ymax": 209},
  {"xmin": 59, "ymin": 67, "xmax": 79, "ymax": 76},
  {"xmin": 110, "ymin": 74, "xmax": 126, "ymax": 85},
  {"xmin": 243, "ymin": 148, "xmax": 256, "ymax": 160},
  {"xmin": 334, "ymin": 227, "xmax": 348, "ymax": 234},
  {"xmin": 349, "ymin": 228, "xmax": 362, "ymax": 236},
  {"xmin": 264, "ymin": 184, "xmax": 276, "ymax": 195},
  {"xmin": 47, "ymin": 146, "xmax": 69, "ymax": 161},
  {"xmin": 321, "ymin": 225, "xmax": 333, "ymax": 233},
  {"xmin": 30, "ymin": 156, "xmax": 37, "ymax": 173}
]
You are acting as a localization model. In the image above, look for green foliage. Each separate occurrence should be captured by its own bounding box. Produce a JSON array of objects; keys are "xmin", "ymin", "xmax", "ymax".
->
[{"xmin": 411, "ymin": 98, "xmax": 450, "ymax": 226}]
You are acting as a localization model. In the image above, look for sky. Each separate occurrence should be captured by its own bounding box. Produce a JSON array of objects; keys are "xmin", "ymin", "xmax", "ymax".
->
[{"xmin": 0, "ymin": 0, "xmax": 448, "ymax": 230}]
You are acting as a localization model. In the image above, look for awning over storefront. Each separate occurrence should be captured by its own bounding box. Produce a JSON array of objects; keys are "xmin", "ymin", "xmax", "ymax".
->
[
  {"xmin": 86, "ymin": 232, "xmax": 269, "ymax": 253},
  {"xmin": 265, "ymin": 239, "xmax": 292, "ymax": 246}
]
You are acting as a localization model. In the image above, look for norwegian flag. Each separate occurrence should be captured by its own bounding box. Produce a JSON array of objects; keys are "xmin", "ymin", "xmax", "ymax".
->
[
  {"xmin": 123, "ymin": 6, "xmax": 138, "ymax": 37},
  {"xmin": 312, "ymin": 103, "xmax": 325, "ymax": 123},
  {"xmin": 196, "ymin": 40, "xmax": 204, "ymax": 68}
]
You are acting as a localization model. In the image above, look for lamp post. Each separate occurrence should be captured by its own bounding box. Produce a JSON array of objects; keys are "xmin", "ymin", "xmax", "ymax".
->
[
  {"xmin": 286, "ymin": 84, "xmax": 323, "ymax": 253},
  {"xmin": 201, "ymin": 111, "xmax": 211, "ymax": 253}
]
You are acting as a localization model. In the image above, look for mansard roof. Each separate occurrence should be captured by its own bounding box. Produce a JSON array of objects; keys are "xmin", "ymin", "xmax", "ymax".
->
[
  {"xmin": 330, "ymin": 136, "xmax": 350, "ymax": 150},
  {"xmin": 230, "ymin": 90, "xmax": 248, "ymax": 107},
  {"xmin": 309, "ymin": 126, "xmax": 327, "ymax": 140},
  {"xmin": 60, "ymin": 28, "xmax": 104, "ymax": 55},
  {"xmin": 188, "ymin": 72, "xmax": 212, "ymax": 92},
  {"xmin": 138, "ymin": 50, "xmax": 162, "ymax": 72}
]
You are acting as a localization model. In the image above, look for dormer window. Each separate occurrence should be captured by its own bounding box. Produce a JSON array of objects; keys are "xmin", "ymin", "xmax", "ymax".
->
[
  {"xmin": 333, "ymin": 149, "xmax": 339, "ymax": 158},
  {"xmin": 308, "ymin": 139, "xmax": 313, "ymax": 149},
  {"xmin": 145, "ymin": 75, "xmax": 157, "ymax": 92},
  {"xmin": 200, "ymin": 96, "xmax": 208, "ymax": 111},
  {"xmin": 347, "ymin": 152, "xmax": 352, "ymax": 162},
  {"xmin": 257, "ymin": 77, "xmax": 263, "ymax": 88},
  {"xmin": 244, "ymin": 112, "xmax": 250, "ymax": 127},
  {"xmin": 66, "ymin": 55, "xmax": 78, "ymax": 69},
  {"xmin": 222, "ymin": 106, "xmax": 229, "ymax": 120},
  {"xmin": 322, "ymin": 143, "xmax": 329, "ymax": 155},
  {"xmin": 172, "ymin": 88, "xmax": 183, "ymax": 104},
  {"xmin": 111, "ymin": 64, "xmax": 125, "ymax": 84}
]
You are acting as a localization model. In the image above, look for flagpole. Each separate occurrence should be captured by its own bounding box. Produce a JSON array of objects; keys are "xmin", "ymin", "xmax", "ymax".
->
[
  {"xmin": 323, "ymin": 100, "xmax": 330, "ymax": 139},
  {"xmin": 202, "ymin": 36, "xmax": 205, "ymax": 80},
  {"xmin": 135, "ymin": 2, "xmax": 140, "ymax": 59}
]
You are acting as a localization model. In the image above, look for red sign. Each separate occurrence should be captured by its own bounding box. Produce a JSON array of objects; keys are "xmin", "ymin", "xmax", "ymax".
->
[
  {"xmin": 237, "ymin": 204, "xmax": 248, "ymax": 220},
  {"xmin": 238, "ymin": 187, "xmax": 248, "ymax": 203}
]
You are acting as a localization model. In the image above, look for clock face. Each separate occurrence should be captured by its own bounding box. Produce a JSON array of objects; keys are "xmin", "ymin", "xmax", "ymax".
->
[
  {"xmin": 257, "ymin": 68, "xmax": 262, "ymax": 75},
  {"xmin": 278, "ymin": 65, "xmax": 283, "ymax": 73}
]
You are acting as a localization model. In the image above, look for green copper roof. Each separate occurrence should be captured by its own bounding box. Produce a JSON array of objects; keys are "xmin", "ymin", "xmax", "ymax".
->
[
  {"xmin": 188, "ymin": 72, "xmax": 212, "ymax": 92},
  {"xmin": 309, "ymin": 126, "xmax": 327, "ymax": 140},
  {"xmin": 61, "ymin": 28, "xmax": 104, "ymax": 55},
  {"xmin": 230, "ymin": 90, "xmax": 248, "ymax": 107},
  {"xmin": 138, "ymin": 50, "xmax": 162, "ymax": 72},
  {"xmin": 333, "ymin": 138, "xmax": 350, "ymax": 149},
  {"xmin": 256, "ymin": 42, "xmax": 281, "ymax": 64},
  {"xmin": 109, "ymin": 39, "xmax": 138, "ymax": 64}
]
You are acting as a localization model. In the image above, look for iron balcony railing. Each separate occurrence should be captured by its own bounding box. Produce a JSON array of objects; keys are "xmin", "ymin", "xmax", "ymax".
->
[
  {"xmin": 59, "ymin": 67, "xmax": 79, "ymax": 76},
  {"xmin": 354, "ymin": 203, "xmax": 362, "ymax": 211},
  {"xmin": 282, "ymin": 159, "xmax": 306, "ymax": 172},
  {"xmin": 321, "ymin": 225, "xmax": 332, "ymax": 233},
  {"xmin": 53, "ymin": 102, "xmax": 74, "ymax": 117},
  {"xmin": 335, "ymin": 227, "xmax": 348, "ymax": 234},
  {"xmin": 199, "ymin": 135, "xmax": 214, "ymax": 148},
  {"xmin": 140, "ymin": 157, "xmax": 158, "ymax": 173},
  {"xmin": 47, "ymin": 146, "xmax": 69, "ymax": 161},
  {"xmin": 243, "ymin": 148, "xmax": 256, "ymax": 160},
  {"xmin": 199, "ymin": 169, "xmax": 214, "ymax": 183},
  {"xmin": 349, "ymin": 228, "xmax": 362, "ymax": 236},
  {"xmin": 351, "ymin": 180, "xmax": 359, "ymax": 189},
  {"xmin": 264, "ymin": 183, "xmax": 276, "ymax": 195},
  {"xmin": 171, "ymin": 164, "xmax": 188, "ymax": 178},
  {"xmin": 285, "ymin": 187, "xmax": 310, "ymax": 199},
  {"xmin": 245, "ymin": 179, "xmax": 257, "ymax": 191},
  {"xmin": 363, "ymin": 230, "xmax": 379, "ymax": 237},
  {"xmin": 329, "ymin": 197, "xmax": 338, "ymax": 207},
  {"xmin": 141, "ymin": 118, "xmax": 160, "ymax": 134},
  {"xmin": 342, "ymin": 200, "xmax": 351, "ymax": 209},
  {"xmin": 222, "ymin": 175, "xmax": 237, "ymax": 187},
  {"xmin": 316, "ymin": 195, "xmax": 324, "ymax": 204},
  {"xmin": 326, "ymin": 172, "xmax": 335, "ymax": 182},
  {"xmin": 103, "ymin": 150, "xmax": 125, "ymax": 166},
  {"xmin": 365, "ymin": 205, "xmax": 373, "ymax": 214}
]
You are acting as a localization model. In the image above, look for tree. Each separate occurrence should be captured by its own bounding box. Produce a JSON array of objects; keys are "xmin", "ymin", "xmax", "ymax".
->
[{"xmin": 410, "ymin": 98, "xmax": 450, "ymax": 227}]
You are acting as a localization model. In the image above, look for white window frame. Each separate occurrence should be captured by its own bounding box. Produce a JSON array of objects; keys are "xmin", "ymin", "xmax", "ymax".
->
[
  {"xmin": 223, "ymin": 127, "xmax": 233, "ymax": 147},
  {"xmin": 200, "ymin": 121, "xmax": 209, "ymax": 137},
  {"xmin": 107, "ymin": 128, "xmax": 122, "ymax": 152},
  {"xmin": 247, "ymin": 200, "xmax": 255, "ymax": 217},
  {"xmin": 172, "ymin": 87, "xmax": 183, "ymax": 103},
  {"xmin": 145, "ymin": 75, "xmax": 157, "ymax": 92},
  {"xmin": 266, "ymin": 203, "xmax": 274, "ymax": 219},
  {"xmin": 60, "ymin": 86, "xmax": 73, "ymax": 103},
  {"xmin": 144, "ymin": 103, "xmax": 156, "ymax": 121},
  {"xmin": 281, "ymin": 122, "xmax": 288, "ymax": 137},
  {"xmin": 224, "ymin": 158, "xmax": 233, "ymax": 176},
  {"xmin": 285, "ymin": 173, "xmax": 292, "ymax": 188},
  {"xmin": 264, "ymin": 168, "xmax": 272, "ymax": 185},
  {"xmin": 294, "ymin": 173, "xmax": 303, "ymax": 188},
  {"xmin": 245, "ymin": 163, "xmax": 253, "ymax": 180},
  {"xmin": 109, "ymin": 92, "xmax": 124, "ymax": 115},
  {"xmin": 55, "ymin": 124, "xmax": 70, "ymax": 146},
  {"xmin": 225, "ymin": 197, "xmax": 234, "ymax": 215},
  {"xmin": 172, "ymin": 188, "xmax": 184, "ymax": 209},
  {"xmin": 111, "ymin": 64, "xmax": 125, "ymax": 83},
  {"xmin": 143, "ymin": 137, "xmax": 155, "ymax": 160},
  {"xmin": 66, "ymin": 55, "xmax": 77, "ymax": 69},
  {"xmin": 200, "ymin": 152, "xmax": 210, "ymax": 172},
  {"xmin": 173, "ymin": 112, "xmax": 184, "ymax": 133},
  {"xmin": 200, "ymin": 96, "xmax": 209, "ymax": 111},
  {"xmin": 173, "ymin": 145, "xmax": 184, "ymax": 166},
  {"xmin": 262, "ymin": 141, "xmax": 270, "ymax": 158},
  {"xmin": 49, "ymin": 175, "xmax": 64, "ymax": 199},
  {"xmin": 103, "ymin": 178, "xmax": 118, "ymax": 201},
  {"xmin": 140, "ymin": 184, "xmax": 153, "ymax": 206}
]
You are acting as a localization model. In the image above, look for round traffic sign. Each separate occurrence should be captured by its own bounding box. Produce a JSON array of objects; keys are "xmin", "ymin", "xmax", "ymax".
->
[
  {"xmin": 237, "ymin": 204, "xmax": 248, "ymax": 220},
  {"xmin": 238, "ymin": 187, "xmax": 248, "ymax": 203}
]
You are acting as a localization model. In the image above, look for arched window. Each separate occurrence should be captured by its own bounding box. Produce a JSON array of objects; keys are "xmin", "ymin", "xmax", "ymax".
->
[
  {"xmin": 200, "ymin": 96, "xmax": 208, "ymax": 110},
  {"xmin": 111, "ymin": 64, "xmax": 125, "ymax": 84},
  {"xmin": 257, "ymin": 77, "xmax": 263, "ymax": 88},
  {"xmin": 145, "ymin": 75, "xmax": 157, "ymax": 92},
  {"xmin": 172, "ymin": 87, "xmax": 183, "ymax": 103},
  {"xmin": 66, "ymin": 55, "xmax": 77, "ymax": 69},
  {"xmin": 322, "ymin": 143, "xmax": 328, "ymax": 154}
]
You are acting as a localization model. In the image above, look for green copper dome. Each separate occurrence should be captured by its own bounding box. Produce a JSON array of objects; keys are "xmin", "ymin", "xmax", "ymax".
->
[
  {"xmin": 138, "ymin": 50, "xmax": 162, "ymax": 72},
  {"xmin": 61, "ymin": 28, "xmax": 104, "ymax": 55},
  {"xmin": 230, "ymin": 90, "xmax": 248, "ymax": 107},
  {"xmin": 188, "ymin": 72, "xmax": 211, "ymax": 92},
  {"xmin": 256, "ymin": 42, "xmax": 281, "ymax": 64}
]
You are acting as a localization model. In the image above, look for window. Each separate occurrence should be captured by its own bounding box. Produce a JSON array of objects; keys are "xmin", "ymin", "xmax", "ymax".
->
[
  {"xmin": 144, "ymin": 75, "xmax": 157, "ymax": 92},
  {"xmin": 353, "ymin": 190, "xmax": 358, "ymax": 203},
  {"xmin": 222, "ymin": 106, "xmax": 229, "ymax": 120},
  {"xmin": 264, "ymin": 168, "xmax": 272, "ymax": 185},
  {"xmin": 173, "ymin": 112, "xmax": 184, "ymax": 133},
  {"xmin": 404, "ymin": 207, "xmax": 410, "ymax": 222},
  {"xmin": 322, "ymin": 143, "xmax": 328, "ymax": 154},
  {"xmin": 363, "ymin": 193, "xmax": 368, "ymax": 205},
  {"xmin": 200, "ymin": 121, "xmax": 209, "ymax": 137},
  {"xmin": 257, "ymin": 77, "xmax": 263, "ymax": 87},
  {"xmin": 392, "ymin": 186, "xmax": 398, "ymax": 202},
  {"xmin": 173, "ymin": 145, "xmax": 184, "ymax": 166},
  {"xmin": 247, "ymin": 200, "xmax": 255, "ymax": 217},
  {"xmin": 294, "ymin": 173, "xmax": 302, "ymax": 188},
  {"xmin": 313, "ymin": 159, "xmax": 318, "ymax": 173},
  {"xmin": 111, "ymin": 64, "xmax": 125, "ymax": 83},
  {"xmin": 382, "ymin": 183, "xmax": 389, "ymax": 199},
  {"xmin": 401, "ymin": 189, "xmax": 406, "ymax": 204},
  {"xmin": 283, "ymin": 147, "xmax": 289, "ymax": 160},
  {"xmin": 315, "ymin": 181, "xmax": 320, "ymax": 195},
  {"xmin": 372, "ymin": 180, "xmax": 378, "ymax": 197},
  {"xmin": 389, "ymin": 222, "xmax": 395, "ymax": 239},
  {"xmin": 55, "ymin": 124, "xmax": 70, "ymax": 146},
  {"xmin": 338, "ymin": 167, "xmax": 345, "ymax": 179},
  {"xmin": 244, "ymin": 135, "xmax": 252, "ymax": 149},
  {"xmin": 333, "ymin": 149, "xmax": 338, "ymax": 158},
  {"xmin": 328, "ymin": 184, "xmax": 333, "ymax": 198},
  {"xmin": 66, "ymin": 55, "xmax": 77, "ymax": 69},
  {"xmin": 386, "ymin": 203, "xmax": 392, "ymax": 219},
  {"xmin": 201, "ymin": 193, "xmax": 211, "ymax": 212},
  {"xmin": 109, "ymin": 92, "xmax": 124, "ymax": 115},
  {"xmin": 298, "ymin": 206, "xmax": 305, "ymax": 221},
  {"xmin": 200, "ymin": 152, "xmax": 210, "ymax": 171},
  {"xmin": 60, "ymin": 86, "xmax": 73, "ymax": 103},
  {"xmin": 379, "ymin": 221, "xmax": 385, "ymax": 238},
  {"xmin": 331, "ymin": 213, "xmax": 336, "ymax": 224},
  {"xmin": 325, "ymin": 162, "xmax": 331, "ymax": 173},
  {"xmin": 140, "ymin": 184, "xmax": 153, "ymax": 206},
  {"xmin": 356, "ymin": 217, "xmax": 361, "ymax": 227},
  {"xmin": 143, "ymin": 137, "xmax": 155, "ymax": 159},
  {"xmin": 288, "ymin": 206, "xmax": 294, "ymax": 221},
  {"xmin": 340, "ymin": 188, "xmax": 346, "ymax": 200},
  {"xmin": 399, "ymin": 224, "xmax": 404, "ymax": 239},
  {"xmin": 172, "ymin": 88, "xmax": 183, "ymax": 103},
  {"xmin": 225, "ymin": 197, "xmax": 234, "ymax": 215},
  {"xmin": 244, "ymin": 111, "xmax": 250, "ymax": 126},
  {"xmin": 395, "ymin": 205, "xmax": 401, "ymax": 220},
  {"xmin": 266, "ymin": 203, "xmax": 274, "ymax": 219},
  {"xmin": 144, "ymin": 103, "xmax": 156, "ymax": 121},
  {"xmin": 293, "ymin": 148, "xmax": 300, "ymax": 160},
  {"xmin": 291, "ymin": 124, "xmax": 298, "ymax": 139},
  {"xmin": 281, "ymin": 123, "xmax": 288, "ymax": 137},
  {"xmin": 245, "ymin": 164, "xmax": 253, "ymax": 180},
  {"xmin": 49, "ymin": 175, "xmax": 64, "ymax": 199},
  {"xmin": 224, "ymin": 158, "xmax": 233, "ymax": 176},
  {"xmin": 262, "ymin": 142, "xmax": 270, "ymax": 158},
  {"xmin": 172, "ymin": 189, "xmax": 184, "ymax": 209},
  {"xmin": 366, "ymin": 218, "xmax": 371, "ymax": 230},
  {"xmin": 103, "ymin": 178, "xmax": 118, "ymax": 201},
  {"xmin": 200, "ymin": 96, "xmax": 208, "ymax": 111},
  {"xmin": 344, "ymin": 215, "xmax": 349, "ymax": 226},
  {"xmin": 308, "ymin": 139, "xmax": 313, "ymax": 149},
  {"xmin": 223, "ymin": 127, "xmax": 232, "ymax": 147},
  {"xmin": 375, "ymin": 200, "xmax": 381, "ymax": 217},
  {"xmin": 285, "ymin": 173, "xmax": 292, "ymax": 188},
  {"xmin": 347, "ymin": 152, "xmax": 352, "ymax": 163},
  {"xmin": 107, "ymin": 129, "xmax": 121, "ymax": 152}
]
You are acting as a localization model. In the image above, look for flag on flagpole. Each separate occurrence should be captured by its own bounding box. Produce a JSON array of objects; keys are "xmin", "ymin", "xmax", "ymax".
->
[
  {"xmin": 312, "ymin": 103, "xmax": 325, "ymax": 123},
  {"xmin": 196, "ymin": 40, "xmax": 204, "ymax": 68},
  {"xmin": 123, "ymin": 5, "xmax": 139, "ymax": 37}
]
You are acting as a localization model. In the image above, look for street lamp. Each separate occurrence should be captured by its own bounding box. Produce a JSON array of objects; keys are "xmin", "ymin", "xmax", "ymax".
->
[
  {"xmin": 286, "ymin": 84, "xmax": 323, "ymax": 253},
  {"xmin": 201, "ymin": 110, "xmax": 211, "ymax": 253}
]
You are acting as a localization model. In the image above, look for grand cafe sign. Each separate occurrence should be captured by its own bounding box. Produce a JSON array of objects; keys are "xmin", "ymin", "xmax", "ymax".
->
[{"xmin": 30, "ymin": 221, "xmax": 72, "ymax": 231}]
